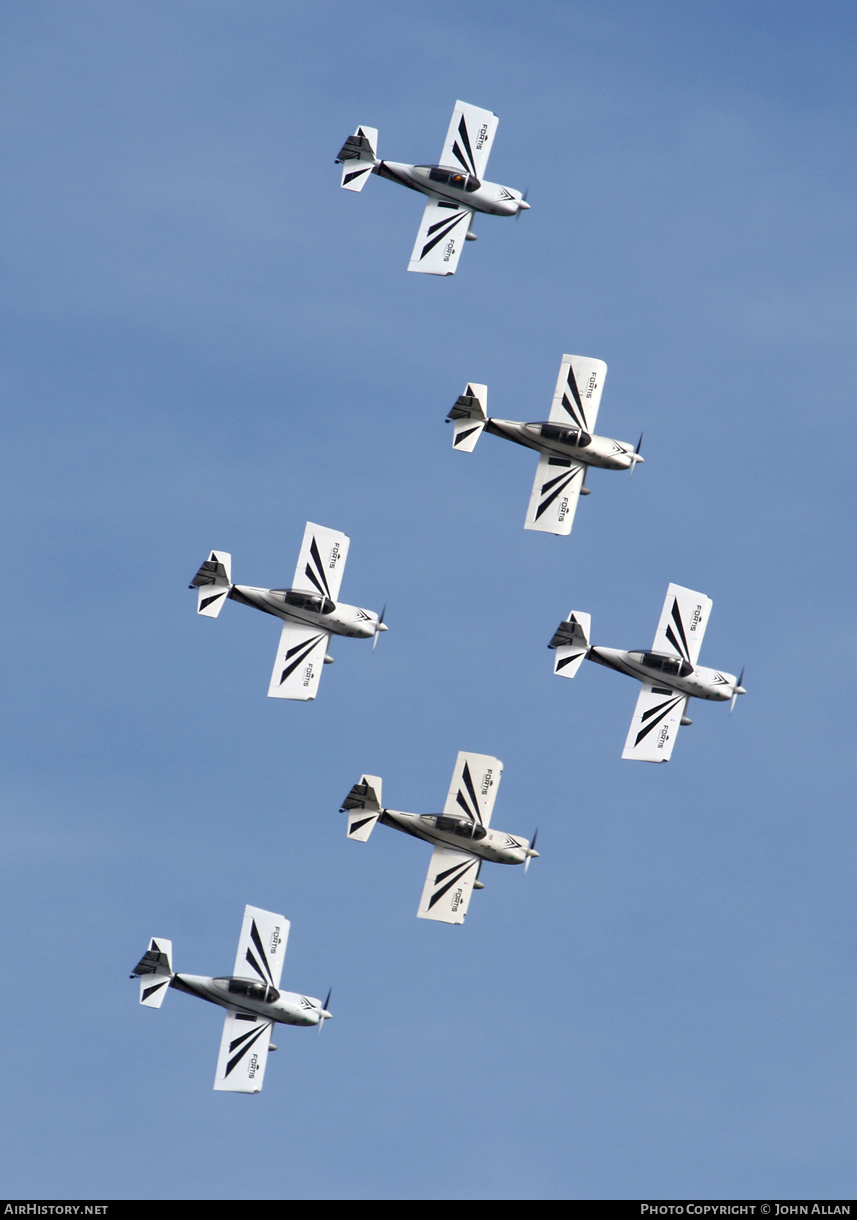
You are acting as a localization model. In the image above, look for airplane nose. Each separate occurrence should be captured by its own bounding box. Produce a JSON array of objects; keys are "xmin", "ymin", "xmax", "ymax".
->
[
  {"xmin": 376, "ymin": 622, "xmax": 388, "ymax": 632},
  {"xmin": 517, "ymin": 199, "xmax": 531, "ymax": 210}
]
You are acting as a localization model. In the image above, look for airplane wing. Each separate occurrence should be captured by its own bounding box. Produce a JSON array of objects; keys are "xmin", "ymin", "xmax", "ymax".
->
[
  {"xmin": 622, "ymin": 683, "xmax": 687, "ymax": 763},
  {"xmin": 231, "ymin": 904, "xmax": 290, "ymax": 991},
  {"xmin": 524, "ymin": 453, "xmax": 587, "ymax": 535},
  {"xmin": 213, "ymin": 1009, "xmax": 273, "ymax": 1093},
  {"xmin": 291, "ymin": 523, "xmax": 350, "ymax": 603},
  {"xmin": 443, "ymin": 751, "xmax": 502, "ymax": 830},
  {"xmin": 268, "ymin": 621, "xmax": 330, "ymax": 700},
  {"xmin": 417, "ymin": 845, "xmax": 480, "ymax": 924},
  {"xmin": 440, "ymin": 100, "xmax": 499, "ymax": 180},
  {"xmin": 651, "ymin": 582, "xmax": 713, "ymax": 666},
  {"xmin": 547, "ymin": 355, "xmax": 608, "ymax": 434},
  {"xmin": 408, "ymin": 199, "xmax": 473, "ymax": 275}
]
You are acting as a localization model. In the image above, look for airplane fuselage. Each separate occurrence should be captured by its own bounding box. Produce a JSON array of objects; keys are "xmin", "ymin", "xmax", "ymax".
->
[
  {"xmin": 170, "ymin": 974, "xmax": 329, "ymax": 1027},
  {"xmin": 379, "ymin": 808, "xmax": 532, "ymax": 865},
  {"xmin": 228, "ymin": 585, "xmax": 379, "ymax": 640},
  {"xmin": 588, "ymin": 647, "xmax": 739, "ymax": 702},
  {"xmin": 375, "ymin": 161, "xmax": 526, "ymax": 217},
  {"xmin": 486, "ymin": 419, "xmax": 640, "ymax": 470}
]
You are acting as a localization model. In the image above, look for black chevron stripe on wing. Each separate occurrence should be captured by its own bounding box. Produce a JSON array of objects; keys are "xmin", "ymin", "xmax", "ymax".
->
[
  {"xmin": 244, "ymin": 919, "xmax": 275, "ymax": 986},
  {"xmin": 454, "ymin": 761, "xmax": 483, "ymax": 825},
  {"xmin": 225, "ymin": 1021, "xmax": 270, "ymax": 1078},
  {"xmin": 536, "ymin": 463, "xmax": 581, "ymax": 520},
  {"xmin": 665, "ymin": 597, "xmax": 691, "ymax": 662},
  {"xmin": 452, "ymin": 114, "xmax": 477, "ymax": 175},
  {"xmin": 305, "ymin": 536, "xmax": 332, "ymax": 599},
  {"xmin": 277, "ymin": 632, "xmax": 326, "ymax": 687},
  {"xmin": 559, "ymin": 362, "xmax": 588, "ymax": 430},
  {"xmin": 420, "ymin": 209, "xmax": 469, "ymax": 260},
  {"xmin": 634, "ymin": 693, "xmax": 685, "ymax": 747},
  {"xmin": 428, "ymin": 857, "xmax": 478, "ymax": 910}
]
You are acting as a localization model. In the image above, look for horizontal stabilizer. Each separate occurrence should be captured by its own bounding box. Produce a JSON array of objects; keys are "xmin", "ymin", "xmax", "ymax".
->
[
  {"xmin": 191, "ymin": 551, "xmax": 232, "ymax": 617},
  {"xmin": 132, "ymin": 937, "xmax": 173, "ymax": 1007},
  {"xmin": 336, "ymin": 126, "xmax": 378, "ymax": 191},
  {"xmin": 341, "ymin": 774, "xmax": 383, "ymax": 841},
  {"xmin": 447, "ymin": 383, "xmax": 487, "ymax": 451},
  {"xmin": 548, "ymin": 612, "xmax": 591, "ymax": 678}
]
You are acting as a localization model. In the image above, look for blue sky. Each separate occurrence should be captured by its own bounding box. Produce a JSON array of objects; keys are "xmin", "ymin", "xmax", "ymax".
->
[{"xmin": 2, "ymin": 0, "xmax": 856, "ymax": 1200}]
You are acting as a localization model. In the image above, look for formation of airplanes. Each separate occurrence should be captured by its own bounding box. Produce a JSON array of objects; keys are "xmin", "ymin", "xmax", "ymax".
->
[
  {"xmin": 335, "ymin": 100, "xmax": 529, "ymax": 275},
  {"xmin": 134, "ymin": 100, "xmax": 747, "ymax": 1093}
]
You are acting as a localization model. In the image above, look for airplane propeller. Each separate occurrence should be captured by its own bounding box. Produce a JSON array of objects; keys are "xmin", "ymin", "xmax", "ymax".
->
[
  {"xmin": 318, "ymin": 987, "xmax": 333, "ymax": 1034},
  {"xmin": 516, "ymin": 187, "xmax": 530, "ymax": 218},
  {"xmin": 730, "ymin": 666, "xmax": 746, "ymax": 714},
  {"xmin": 629, "ymin": 432, "xmax": 644, "ymax": 477},
  {"xmin": 524, "ymin": 827, "xmax": 540, "ymax": 874},
  {"xmin": 372, "ymin": 605, "xmax": 388, "ymax": 652}
]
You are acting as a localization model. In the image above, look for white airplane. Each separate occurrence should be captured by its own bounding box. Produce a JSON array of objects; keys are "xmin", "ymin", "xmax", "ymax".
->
[
  {"xmin": 335, "ymin": 99, "xmax": 529, "ymax": 275},
  {"xmin": 340, "ymin": 751, "xmax": 538, "ymax": 924},
  {"xmin": 548, "ymin": 583, "xmax": 746, "ymax": 762},
  {"xmin": 447, "ymin": 354, "xmax": 644, "ymax": 535},
  {"xmin": 130, "ymin": 905, "xmax": 332, "ymax": 1093},
  {"xmin": 189, "ymin": 522, "xmax": 387, "ymax": 700}
]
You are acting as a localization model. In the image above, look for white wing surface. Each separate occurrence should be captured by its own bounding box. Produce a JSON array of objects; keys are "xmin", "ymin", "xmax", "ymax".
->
[
  {"xmin": 547, "ymin": 355, "xmax": 608, "ymax": 434},
  {"xmin": 439, "ymin": 101, "xmax": 499, "ymax": 180},
  {"xmin": 213, "ymin": 1010, "xmax": 273, "ymax": 1093},
  {"xmin": 231, "ymin": 905, "xmax": 289, "ymax": 991},
  {"xmin": 651, "ymin": 583, "xmax": 712, "ymax": 666},
  {"xmin": 417, "ymin": 845, "xmax": 480, "ymax": 924},
  {"xmin": 443, "ymin": 751, "xmax": 502, "ymax": 830},
  {"xmin": 408, "ymin": 199, "xmax": 472, "ymax": 275},
  {"xmin": 291, "ymin": 523, "xmax": 350, "ymax": 602},
  {"xmin": 268, "ymin": 621, "xmax": 330, "ymax": 700},
  {"xmin": 524, "ymin": 453, "xmax": 586, "ymax": 535},
  {"xmin": 622, "ymin": 683, "xmax": 687, "ymax": 763}
]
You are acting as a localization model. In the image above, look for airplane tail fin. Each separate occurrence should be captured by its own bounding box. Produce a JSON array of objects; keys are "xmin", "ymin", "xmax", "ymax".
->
[
  {"xmin": 189, "ymin": 550, "xmax": 232, "ymax": 617},
  {"xmin": 548, "ymin": 612, "xmax": 591, "ymax": 679},
  {"xmin": 131, "ymin": 937, "xmax": 173, "ymax": 1008},
  {"xmin": 335, "ymin": 126, "xmax": 378, "ymax": 192},
  {"xmin": 341, "ymin": 774, "xmax": 383, "ymax": 842},
  {"xmin": 446, "ymin": 383, "xmax": 488, "ymax": 452}
]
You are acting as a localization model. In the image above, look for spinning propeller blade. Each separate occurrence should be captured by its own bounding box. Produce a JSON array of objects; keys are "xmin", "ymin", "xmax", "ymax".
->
[
  {"xmin": 630, "ymin": 432, "xmax": 644, "ymax": 477},
  {"xmin": 730, "ymin": 666, "xmax": 746, "ymax": 714},
  {"xmin": 318, "ymin": 987, "xmax": 333, "ymax": 1034},
  {"xmin": 524, "ymin": 827, "xmax": 539, "ymax": 874},
  {"xmin": 372, "ymin": 605, "xmax": 387, "ymax": 653}
]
